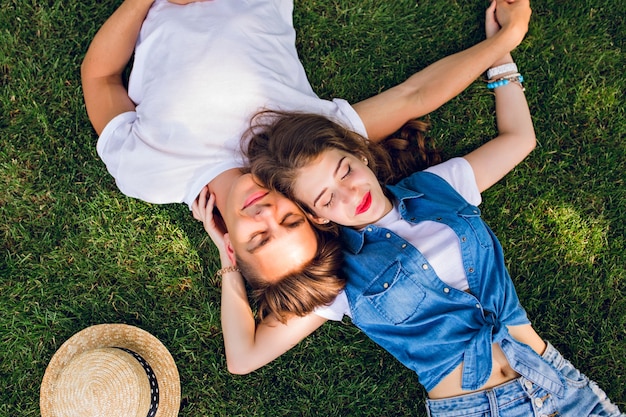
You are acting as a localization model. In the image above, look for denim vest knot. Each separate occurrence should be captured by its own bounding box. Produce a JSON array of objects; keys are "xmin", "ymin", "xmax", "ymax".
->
[
  {"xmin": 341, "ymin": 171, "xmax": 542, "ymax": 392},
  {"xmin": 463, "ymin": 316, "xmax": 499, "ymax": 391},
  {"xmin": 499, "ymin": 336, "xmax": 566, "ymax": 397},
  {"xmin": 460, "ymin": 316, "xmax": 564, "ymax": 396}
]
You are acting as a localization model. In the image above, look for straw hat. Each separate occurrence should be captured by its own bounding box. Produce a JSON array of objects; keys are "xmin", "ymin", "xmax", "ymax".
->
[{"xmin": 40, "ymin": 323, "xmax": 180, "ymax": 417}]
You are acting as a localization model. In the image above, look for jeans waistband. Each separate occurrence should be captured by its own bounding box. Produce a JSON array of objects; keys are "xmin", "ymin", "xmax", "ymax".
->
[
  {"xmin": 426, "ymin": 377, "xmax": 527, "ymax": 416},
  {"xmin": 426, "ymin": 341, "xmax": 568, "ymax": 416}
]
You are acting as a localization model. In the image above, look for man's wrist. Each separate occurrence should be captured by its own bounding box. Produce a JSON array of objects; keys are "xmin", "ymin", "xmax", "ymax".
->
[
  {"xmin": 491, "ymin": 23, "xmax": 526, "ymax": 54},
  {"xmin": 215, "ymin": 266, "xmax": 241, "ymax": 278}
]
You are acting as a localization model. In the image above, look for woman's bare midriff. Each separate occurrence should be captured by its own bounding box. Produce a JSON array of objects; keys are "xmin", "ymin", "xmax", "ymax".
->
[{"xmin": 427, "ymin": 324, "xmax": 547, "ymax": 399}]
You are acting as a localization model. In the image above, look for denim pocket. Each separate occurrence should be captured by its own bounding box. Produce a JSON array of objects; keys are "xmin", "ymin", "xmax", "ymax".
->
[
  {"xmin": 362, "ymin": 261, "xmax": 426, "ymax": 324},
  {"xmin": 460, "ymin": 210, "xmax": 494, "ymax": 250}
]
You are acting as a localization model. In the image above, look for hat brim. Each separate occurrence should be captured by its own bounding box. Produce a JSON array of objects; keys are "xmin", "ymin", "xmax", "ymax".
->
[{"xmin": 40, "ymin": 323, "xmax": 180, "ymax": 417}]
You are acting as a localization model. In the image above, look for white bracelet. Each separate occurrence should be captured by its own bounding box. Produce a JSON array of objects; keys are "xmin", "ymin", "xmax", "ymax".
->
[{"xmin": 487, "ymin": 63, "xmax": 518, "ymax": 80}]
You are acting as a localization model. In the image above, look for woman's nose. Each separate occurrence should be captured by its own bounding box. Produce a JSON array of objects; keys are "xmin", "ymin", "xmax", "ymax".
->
[{"xmin": 338, "ymin": 185, "xmax": 357, "ymax": 202}]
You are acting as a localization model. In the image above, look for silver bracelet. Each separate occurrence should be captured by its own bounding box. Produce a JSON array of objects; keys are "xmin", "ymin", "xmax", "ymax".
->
[{"xmin": 487, "ymin": 63, "xmax": 518, "ymax": 80}]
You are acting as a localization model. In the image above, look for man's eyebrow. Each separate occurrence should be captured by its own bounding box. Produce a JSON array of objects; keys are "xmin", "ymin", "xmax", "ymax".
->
[{"xmin": 312, "ymin": 156, "xmax": 345, "ymax": 207}]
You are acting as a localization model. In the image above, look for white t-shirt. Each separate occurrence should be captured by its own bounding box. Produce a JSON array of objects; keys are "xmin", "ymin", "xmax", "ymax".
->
[
  {"xmin": 315, "ymin": 157, "xmax": 481, "ymax": 321},
  {"xmin": 96, "ymin": 0, "xmax": 366, "ymax": 207}
]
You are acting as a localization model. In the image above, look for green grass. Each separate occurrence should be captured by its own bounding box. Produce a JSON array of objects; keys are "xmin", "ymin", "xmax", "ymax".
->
[{"xmin": 1, "ymin": 0, "xmax": 625, "ymax": 415}]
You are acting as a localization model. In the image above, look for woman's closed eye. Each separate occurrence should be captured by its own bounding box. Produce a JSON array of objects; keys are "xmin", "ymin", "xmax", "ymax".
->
[
  {"xmin": 341, "ymin": 164, "xmax": 352, "ymax": 180},
  {"xmin": 323, "ymin": 163, "xmax": 351, "ymax": 208}
]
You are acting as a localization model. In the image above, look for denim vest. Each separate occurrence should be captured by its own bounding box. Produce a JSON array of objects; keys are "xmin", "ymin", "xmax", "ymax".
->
[{"xmin": 341, "ymin": 172, "xmax": 564, "ymax": 395}]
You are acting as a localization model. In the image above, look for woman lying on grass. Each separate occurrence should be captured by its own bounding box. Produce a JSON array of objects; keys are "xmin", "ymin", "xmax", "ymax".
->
[{"xmin": 196, "ymin": 2, "xmax": 625, "ymax": 415}]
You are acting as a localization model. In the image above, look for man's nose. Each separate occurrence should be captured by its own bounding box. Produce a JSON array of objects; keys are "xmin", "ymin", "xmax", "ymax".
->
[{"xmin": 252, "ymin": 203, "xmax": 273, "ymax": 218}]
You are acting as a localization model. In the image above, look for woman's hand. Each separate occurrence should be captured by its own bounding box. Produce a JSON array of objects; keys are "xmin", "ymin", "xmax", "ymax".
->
[{"xmin": 485, "ymin": 0, "xmax": 501, "ymax": 39}]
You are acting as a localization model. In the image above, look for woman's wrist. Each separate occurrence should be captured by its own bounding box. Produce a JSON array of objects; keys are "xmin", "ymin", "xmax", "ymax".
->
[
  {"xmin": 486, "ymin": 61, "xmax": 517, "ymax": 80},
  {"xmin": 486, "ymin": 59, "xmax": 525, "ymax": 91},
  {"xmin": 488, "ymin": 53, "xmax": 515, "ymax": 74}
]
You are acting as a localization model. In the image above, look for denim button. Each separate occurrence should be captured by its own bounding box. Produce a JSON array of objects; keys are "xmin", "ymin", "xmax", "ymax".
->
[
  {"xmin": 524, "ymin": 380, "xmax": 533, "ymax": 390},
  {"xmin": 534, "ymin": 397, "xmax": 543, "ymax": 408},
  {"xmin": 461, "ymin": 236, "xmax": 467, "ymax": 242},
  {"xmin": 443, "ymin": 288, "xmax": 450, "ymax": 294},
  {"xmin": 422, "ymin": 264, "xmax": 429, "ymax": 270},
  {"xmin": 468, "ymin": 267, "xmax": 475, "ymax": 273},
  {"xmin": 383, "ymin": 282, "xmax": 389, "ymax": 289},
  {"xmin": 366, "ymin": 227, "xmax": 373, "ymax": 232},
  {"xmin": 385, "ymin": 233, "xmax": 391, "ymax": 238},
  {"xmin": 475, "ymin": 304, "xmax": 480, "ymax": 309},
  {"xmin": 401, "ymin": 243, "xmax": 407, "ymax": 249}
]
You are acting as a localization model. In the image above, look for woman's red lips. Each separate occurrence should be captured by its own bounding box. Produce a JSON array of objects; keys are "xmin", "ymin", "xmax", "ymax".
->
[
  {"xmin": 243, "ymin": 191, "xmax": 268, "ymax": 209},
  {"xmin": 355, "ymin": 192, "xmax": 372, "ymax": 215}
]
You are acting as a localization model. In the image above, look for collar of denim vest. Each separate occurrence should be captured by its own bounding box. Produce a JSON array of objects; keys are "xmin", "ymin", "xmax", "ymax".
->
[{"xmin": 341, "ymin": 184, "xmax": 424, "ymax": 254}]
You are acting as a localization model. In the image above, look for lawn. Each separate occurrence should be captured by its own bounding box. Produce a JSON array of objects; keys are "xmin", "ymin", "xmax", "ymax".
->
[{"xmin": 1, "ymin": 0, "xmax": 624, "ymax": 415}]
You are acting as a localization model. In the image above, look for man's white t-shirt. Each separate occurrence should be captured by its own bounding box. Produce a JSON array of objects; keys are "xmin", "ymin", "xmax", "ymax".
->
[
  {"xmin": 315, "ymin": 157, "xmax": 482, "ymax": 321},
  {"xmin": 97, "ymin": 0, "xmax": 366, "ymax": 207}
]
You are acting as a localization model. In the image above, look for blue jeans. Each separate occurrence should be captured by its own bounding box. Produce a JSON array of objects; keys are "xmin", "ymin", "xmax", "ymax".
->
[{"xmin": 426, "ymin": 342, "xmax": 624, "ymax": 417}]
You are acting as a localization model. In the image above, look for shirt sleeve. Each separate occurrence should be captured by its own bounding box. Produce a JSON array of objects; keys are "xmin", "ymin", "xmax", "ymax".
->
[
  {"xmin": 424, "ymin": 158, "xmax": 482, "ymax": 206},
  {"xmin": 96, "ymin": 111, "xmax": 138, "ymax": 192},
  {"xmin": 313, "ymin": 291, "xmax": 350, "ymax": 321},
  {"xmin": 332, "ymin": 98, "xmax": 368, "ymax": 138}
]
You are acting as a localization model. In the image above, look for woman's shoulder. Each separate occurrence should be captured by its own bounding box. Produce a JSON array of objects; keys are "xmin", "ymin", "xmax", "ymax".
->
[{"xmin": 421, "ymin": 158, "xmax": 482, "ymax": 206}]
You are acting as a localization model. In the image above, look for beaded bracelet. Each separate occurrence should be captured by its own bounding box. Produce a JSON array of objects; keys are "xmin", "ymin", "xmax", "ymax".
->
[{"xmin": 487, "ymin": 74, "xmax": 525, "ymax": 91}]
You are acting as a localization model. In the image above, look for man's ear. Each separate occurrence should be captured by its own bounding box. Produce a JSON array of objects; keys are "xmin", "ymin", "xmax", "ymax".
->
[{"xmin": 223, "ymin": 233, "xmax": 237, "ymax": 266}]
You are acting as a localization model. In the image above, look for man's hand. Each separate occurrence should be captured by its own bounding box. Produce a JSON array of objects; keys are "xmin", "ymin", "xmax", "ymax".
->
[{"xmin": 192, "ymin": 186, "xmax": 228, "ymax": 255}]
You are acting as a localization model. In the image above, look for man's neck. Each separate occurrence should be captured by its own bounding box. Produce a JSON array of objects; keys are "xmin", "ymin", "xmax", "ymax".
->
[{"xmin": 207, "ymin": 168, "xmax": 242, "ymax": 214}]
